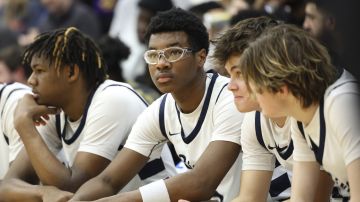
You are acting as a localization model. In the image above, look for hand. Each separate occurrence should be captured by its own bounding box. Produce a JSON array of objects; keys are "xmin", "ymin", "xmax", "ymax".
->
[
  {"xmin": 41, "ymin": 186, "xmax": 73, "ymax": 202},
  {"xmin": 14, "ymin": 94, "xmax": 60, "ymax": 130}
]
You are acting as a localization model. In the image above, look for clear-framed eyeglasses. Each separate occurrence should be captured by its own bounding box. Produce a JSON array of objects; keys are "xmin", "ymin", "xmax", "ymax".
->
[{"xmin": 144, "ymin": 47, "xmax": 193, "ymax": 65}]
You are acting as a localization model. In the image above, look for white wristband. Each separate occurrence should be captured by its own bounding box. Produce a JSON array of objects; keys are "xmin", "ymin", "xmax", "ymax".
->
[{"xmin": 139, "ymin": 179, "xmax": 171, "ymax": 202}]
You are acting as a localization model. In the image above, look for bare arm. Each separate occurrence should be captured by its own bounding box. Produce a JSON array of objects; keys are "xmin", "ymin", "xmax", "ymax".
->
[
  {"xmin": 0, "ymin": 178, "xmax": 42, "ymax": 202},
  {"xmin": 165, "ymin": 141, "xmax": 240, "ymax": 201},
  {"xmin": 348, "ymin": 158, "xmax": 360, "ymax": 201},
  {"xmin": 13, "ymin": 94, "xmax": 112, "ymax": 192},
  {"xmin": 232, "ymin": 170, "xmax": 272, "ymax": 202},
  {"xmin": 0, "ymin": 179, "xmax": 72, "ymax": 202},
  {"xmin": 290, "ymin": 161, "xmax": 320, "ymax": 202},
  {"xmin": 71, "ymin": 148, "xmax": 149, "ymax": 201},
  {"xmin": 314, "ymin": 170, "xmax": 333, "ymax": 202},
  {"xmin": 0, "ymin": 148, "xmax": 41, "ymax": 201},
  {"xmin": 73, "ymin": 141, "xmax": 240, "ymax": 202}
]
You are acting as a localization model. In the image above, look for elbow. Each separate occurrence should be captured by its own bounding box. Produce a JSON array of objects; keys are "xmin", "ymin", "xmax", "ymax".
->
[{"xmin": 100, "ymin": 174, "xmax": 119, "ymax": 195}]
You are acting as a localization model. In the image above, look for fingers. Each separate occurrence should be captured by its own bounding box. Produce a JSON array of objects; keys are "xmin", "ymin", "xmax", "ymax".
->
[{"xmin": 33, "ymin": 107, "xmax": 61, "ymax": 126}]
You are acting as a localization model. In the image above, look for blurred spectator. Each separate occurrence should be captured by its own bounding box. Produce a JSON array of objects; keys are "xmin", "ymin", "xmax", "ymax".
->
[
  {"xmin": 0, "ymin": 45, "xmax": 30, "ymax": 84},
  {"xmin": 109, "ymin": 0, "xmax": 191, "ymax": 82},
  {"xmin": 188, "ymin": 1, "xmax": 230, "ymax": 72},
  {"xmin": 38, "ymin": 0, "xmax": 101, "ymax": 40},
  {"xmin": 134, "ymin": 0, "xmax": 174, "ymax": 94},
  {"xmin": 319, "ymin": 0, "xmax": 360, "ymax": 84},
  {"xmin": 98, "ymin": 35, "xmax": 129, "ymax": 83},
  {"xmin": 303, "ymin": 0, "xmax": 342, "ymax": 69},
  {"xmin": 229, "ymin": 8, "xmax": 267, "ymax": 26},
  {"xmin": 225, "ymin": 0, "xmax": 254, "ymax": 16},
  {"xmin": 80, "ymin": 0, "xmax": 118, "ymax": 34},
  {"xmin": 0, "ymin": 27, "xmax": 18, "ymax": 48},
  {"xmin": 255, "ymin": 0, "xmax": 305, "ymax": 26},
  {"xmin": 108, "ymin": 0, "xmax": 173, "ymax": 90},
  {"xmin": 1, "ymin": 0, "xmax": 45, "ymax": 34},
  {"xmin": 137, "ymin": 0, "xmax": 174, "ymax": 44},
  {"xmin": 190, "ymin": 1, "xmax": 230, "ymax": 40},
  {"xmin": 98, "ymin": 35, "xmax": 160, "ymax": 104},
  {"xmin": 189, "ymin": 1, "xmax": 224, "ymax": 21}
]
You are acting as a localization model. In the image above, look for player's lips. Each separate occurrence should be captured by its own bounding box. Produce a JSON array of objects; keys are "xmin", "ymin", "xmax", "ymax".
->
[
  {"xmin": 32, "ymin": 90, "xmax": 39, "ymax": 95},
  {"xmin": 233, "ymin": 94, "xmax": 244, "ymax": 99},
  {"xmin": 156, "ymin": 73, "xmax": 174, "ymax": 84}
]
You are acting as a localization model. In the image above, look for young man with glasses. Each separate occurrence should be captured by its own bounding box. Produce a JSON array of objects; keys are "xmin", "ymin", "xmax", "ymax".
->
[{"xmin": 70, "ymin": 8, "xmax": 244, "ymax": 202}]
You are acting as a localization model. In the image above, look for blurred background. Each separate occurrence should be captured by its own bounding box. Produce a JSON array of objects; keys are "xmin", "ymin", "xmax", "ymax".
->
[{"xmin": 0, "ymin": 0, "xmax": 358, "ymax": 86}]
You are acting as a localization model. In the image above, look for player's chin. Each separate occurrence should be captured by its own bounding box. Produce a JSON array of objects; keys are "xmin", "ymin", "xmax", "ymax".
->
[
  {"xmin": 156, "ymin": 84, "xmax": 175, "ymax": 94},
  {"xmin": 235, "ymin": 102, "xmax": 252, "ymax": 113}
]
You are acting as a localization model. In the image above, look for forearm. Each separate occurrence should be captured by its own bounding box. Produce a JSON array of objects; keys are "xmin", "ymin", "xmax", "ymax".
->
[
  {"xmin": 161, "ymin": 142, "xmax": 240, "ymax": 201},
  {"xmin": 71, "ymin": 175, "xmax": 119, "ymax": 201},
  {"xmin": 0, "ymin": 178, "xmax": 42, "ymax": 202},
  {"xmin": 348, "ymin": 159, "xmax": 360, "ymax": 201},
  {"xmin": 18, "ymin": 124, "xmax": 72, "ymax": 190},
  {"xmin": 232, "ymin": 170, "xmax": 272, "ymax": 202},
  {"xmin": 290, "ymin": 161, "xmax": 320, "ymax": 202},
  {"xmin": 314, "ymin": 170, "xmax": 333, "ymax": 202},
  {"xmin": 164, "ymin": 171, "xmax": 215, "ymax": 201}
]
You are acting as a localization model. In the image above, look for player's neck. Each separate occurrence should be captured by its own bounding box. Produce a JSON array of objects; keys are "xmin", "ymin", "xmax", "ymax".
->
[
  {"xmin": 62, "ymin": 81, "xmax": 93, "ymax": 121},
  {"xmin": 173, "ymin": 72, "xmax": 206, "ymax": 114},
  {"xmin": 270, "ymin": 116, "xmax": 287, "ymax": 128},
  {"xmin": 291, "ymin": 102, "xmax": 319, "ymax": 127}
]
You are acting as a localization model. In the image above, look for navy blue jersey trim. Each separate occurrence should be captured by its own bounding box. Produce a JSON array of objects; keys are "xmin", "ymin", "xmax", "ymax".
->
[
  {"xmin": 296, "ymin": 99, "xmax": 326, "ymax": 165},
  {"xmin": 138, "ymin": 158, "xmax": 166, "ymax": 180},
  {"xmin": 269, "ymin": 172, "xmax": 291, "ymax": 198},
  {"xmin": 176, "ymin": 72, "xmax": 219, "ymax": 144},
  {"xmin": 297, "ymin": 121, "xmax": 305, "ymax": 138},
  {"xmin": 118, "ymin": 144, "xmax": 123, "ymax": 151},
  {"xmin": 255, "ymin": 111, "xmax": 266, "ymax": 148},
  {"xmin": 255, "ymin": 111, "xmax": 293, "ymax": 160},
  {"xmin": 103, "ymin": 84, "xmax": 148, "ymax": 107},
  {"xmin": 55, "ymin": 114, "xmax": 62, "ymax": 140},
  {"xmin": 3, "ymin": 133, "xmax": 9, "ymax": 145},
  {"xmin": 215, "ymin": 83, "xmax": 228, "ymax": 104},
  {"xmin": 159, "ymin": 94, "xmax": 168, "ymax": 139},
  {"xmin": 60, "ymin": 88, "xmax": 96, "ymax": 145},
  {"xmin": 317, "ymin": 98, "xmax": 326, "ymax": 165}
]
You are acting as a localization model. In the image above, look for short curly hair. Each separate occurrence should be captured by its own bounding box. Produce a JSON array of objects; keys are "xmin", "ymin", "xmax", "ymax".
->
[
  {"xmin": 144, "ymin": 7, "xmax": 209, "ymax": 55},
  {"xmin": 212, "ymin": 16, "xmax": 279, "ymax": 69}
]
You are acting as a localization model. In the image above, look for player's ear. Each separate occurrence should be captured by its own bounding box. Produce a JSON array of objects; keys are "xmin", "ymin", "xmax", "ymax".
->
[
  {"xmin": 196, "ymin": 48, "xmax": 207, "ymax": 69},
  {"xmin": 278, "ymin": 85, "xmax": 289, "ymax": 96},
  {"xmin": 66, "ymin": 64, "xmax": 80, "ymax": 82}
]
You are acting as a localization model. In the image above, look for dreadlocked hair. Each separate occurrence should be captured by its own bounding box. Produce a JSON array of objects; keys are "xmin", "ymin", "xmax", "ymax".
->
[{"xmin": 23, "ymin": 27, "xmax": 107, "ymax": 90}]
